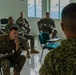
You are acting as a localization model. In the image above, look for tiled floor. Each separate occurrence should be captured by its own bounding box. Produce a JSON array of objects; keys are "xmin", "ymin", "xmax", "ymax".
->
[{"xmin": 19, "ymin": 39, "xmax": 50, "ymax": 75}]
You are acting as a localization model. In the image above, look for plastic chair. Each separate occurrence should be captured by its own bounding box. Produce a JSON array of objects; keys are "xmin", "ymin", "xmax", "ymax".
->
[
  {"xmin": 39, "ymin": 32, "xmax": 60, "ymax": 62},
  {"xmin": 0, "ymin": 18, "xmax": 8, "ymax": 30}
]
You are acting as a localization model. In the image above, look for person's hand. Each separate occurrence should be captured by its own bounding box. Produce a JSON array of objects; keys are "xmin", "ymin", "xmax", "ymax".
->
[
  {"xmin": 14, "ymin": 37, "xmax": 19, "ymax": 51},
  {"xmin": 52, "ymin": 29, "xmax": 54, "ymax": 33},
  {"xmin": 43, "ymin": 24, "xmax": 49, "ymax": 28}
]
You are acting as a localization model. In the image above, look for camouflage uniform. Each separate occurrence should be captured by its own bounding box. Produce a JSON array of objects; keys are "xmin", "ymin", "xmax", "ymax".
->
[
  {"xmin": 5, "ymin": 23, "xmax": 19, "ymax": 33},
  {"xmin": 5, "ymin": 23, "xmax": 29, "ymax": 51},
  {"xmin": 0, "ymin": 29, "xmax": 5, "ymax": 34},
  {"xmin": 0, "ymin": 34, "xmax": 26, "ymax": 75},
  {"xmin": 38, "ymin": 18, "xmax": 57, "ymax": 38},
  {"xmin": 16, "ymin": 17, "xmax": 36, "ymax": 51},
  {"xmin": 16, "ymin": 17, "xmax": 30, "ymax": 34},
  {"xmin": 39, "ymin": 38, "xmax": 76, "ymax": 75}
]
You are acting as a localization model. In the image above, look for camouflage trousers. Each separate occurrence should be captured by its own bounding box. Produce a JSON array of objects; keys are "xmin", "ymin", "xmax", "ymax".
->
[
  {"xmin": 24, "ymin": 34, "xmax": 35, "ymax": 50},
  {"xmin": 19, "ymin": 36, "xmax": 29, "ymax": 50},
  {"xmin": 0, "ymin": 55, "xmax": 26, "ymax": 75},
  {"xmin": 42, "ymin": 27, "xmax": 57, "ymax": 38}
]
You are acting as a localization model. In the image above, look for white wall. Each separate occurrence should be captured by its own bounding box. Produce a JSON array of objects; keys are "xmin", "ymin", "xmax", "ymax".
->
[
  {"xmin": 0, "ymin": 0, "xmax": 27, "ymax": 19},
  {"xmin": 0, "ymin": 0, "xmax": 76, "ymax": 39},
  {"xmin": 70, "ymin": 0, "xmax": 76, "ymax": 3}
]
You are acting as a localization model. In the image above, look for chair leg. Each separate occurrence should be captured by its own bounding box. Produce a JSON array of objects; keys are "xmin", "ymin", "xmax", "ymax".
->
[
  {"xmin": 0, "ymin": 68, "xmax": 2, "ymax": 75},
  {"xmin": 40, "ymin": 48, "xmax": 44, "ymax": 62}
]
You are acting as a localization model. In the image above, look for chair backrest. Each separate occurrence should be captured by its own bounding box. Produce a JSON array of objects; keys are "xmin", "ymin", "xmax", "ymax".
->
[
  {"xmin": 0, "ymin": 19, "xmax": 8, "ymax": 24},
  {"xmin": 0, "ymin": 18, "xmax": 8, "ymax": 29},
  {"xmin": 39, "ymin": 32, "xmax": 50, "ymax": 44}
]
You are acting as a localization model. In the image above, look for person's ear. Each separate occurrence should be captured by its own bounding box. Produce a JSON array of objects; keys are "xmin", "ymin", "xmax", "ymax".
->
[{"xmin": 60, "ymin": 23, "xmax": 64, "ymax": 31}]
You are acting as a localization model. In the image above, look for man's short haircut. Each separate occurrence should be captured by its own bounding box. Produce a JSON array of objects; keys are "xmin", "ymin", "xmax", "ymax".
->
[
  {"xmin": 20, "ymin": 12, "xmax": 24, "ymax": 14},
  {"xmin": 46, "ymin": 12, "xmax": 50, "ymax": 15},
  {"xmin": 61, "ymin": 3, "xmax": 76, "ymax": 32},
  {"xmin": 9, "ymin": 27, "xmax": 18, "ymax": 32},
  {"xmin": 62, "ymin": 3, "xmax": 76, "ymax": 20},
  {"xmin": 8, "ymin": 16, "xmax": 13, "ymax": 20}
]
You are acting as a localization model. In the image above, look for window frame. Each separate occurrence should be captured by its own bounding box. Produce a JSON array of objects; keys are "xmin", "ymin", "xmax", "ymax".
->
[
  {"xmin": 50, "ymin": 0, "xmax": 70, "ymax": 19},
  {"xmin": 27, "ymin": 0, "xmax": 42, "ymax": 18}
]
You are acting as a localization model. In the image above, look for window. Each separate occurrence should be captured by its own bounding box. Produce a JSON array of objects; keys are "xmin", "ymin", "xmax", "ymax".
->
[
  {"xmin": 28, "ymin": 0, "xmax": 42, "ymax": 18},
  {"xmin": 50, "ymin": 0, "xmax": 70, "ymax": 19}
]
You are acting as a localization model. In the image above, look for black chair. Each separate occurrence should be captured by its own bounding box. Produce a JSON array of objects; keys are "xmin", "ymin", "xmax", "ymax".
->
[{"xmin": 0, "ymin": 18, "xmax": 8, "ymax": 30}]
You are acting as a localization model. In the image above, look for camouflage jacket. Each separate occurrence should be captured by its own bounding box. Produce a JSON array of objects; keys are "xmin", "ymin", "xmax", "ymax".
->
[
  {"xmin": 16, "ymin": 17, "xmax": 29, "ymax": 28},
  {"xmin": 0, "ymin": 34, "xmax": 16, "ymax": 54},
  {"xmin": 5, "ymin": 23, "xmax": 18, "ymax": 33},
  {"xmin": 38, "ymin": 18, "xmax": 56, "ymax": 28},
  {"xmin": 39, "ymin": 38, "xmax": 76, "ymax": 75},
  {"xmin": 0, "ymin": 30, "xmax": 5, "ymax": 34}
]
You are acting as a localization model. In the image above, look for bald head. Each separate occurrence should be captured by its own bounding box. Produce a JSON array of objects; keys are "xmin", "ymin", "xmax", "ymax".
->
[{"xmin": 61, "ymin": 3, "xmax": 76, "ymax": 33}]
